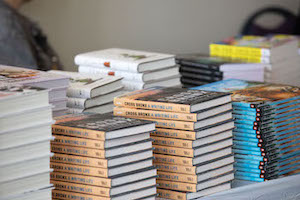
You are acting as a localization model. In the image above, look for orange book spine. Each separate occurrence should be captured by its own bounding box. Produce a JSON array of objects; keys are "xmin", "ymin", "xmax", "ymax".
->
[
  {"xmin": 52, "ymin": 135, "xmax": 105, "ymax": 149},
  {"xmin": 51, "ymin": 180, "xmax": 111, "ymax": 197},
  {"xmin": 50, "ymin": 172, "xmax": 112, "ymax": 187},
  {"xmin": 51, "ymin": 153, "xmax": 108, "ymax": 168},
  {"xmin": 52, "ymin": 125, "xmax": 106, "ymax": 140},
  {"xmin": 51, "ymin": 144, "xmax": 106, "ymax": 158},
  {"xmin": 151, "ymin": 128, "xmax": 196, "ymax": 140},
  {"xmin": 113, "ymin": 107, "xmax": 197, "ymax": 121},
  {"xmin": 157, "ymin": 188, "xmax": 187, "ymax": 200},
  {"xmin": 157, "ymin": 179, "xmax": 197, "ymax": 192},
  {"xmin": 152, "ymin": 136, "xmax": 193, "ymax": 148},
  {"xmin": 52, "ymin": 189, "xmax": 110, "ymax": 200},
  {"xmin": 154, "ymin": 163, "xmax": 196, "ymax": 175},
  {"xmin": 154, "ymin": 153, "xmax": 193, "ymax": 166},
  {"xmin": 157, "ymin": 171, "xmax": 197, "ymax": 184},
  {"xmin": 50, "ymin": 162, "xmax": 109, "ymax": 178},
  {"xmin": 153, "ymin": 145, "xmax": 194, "ymax": 158},
  {"xmin": 114, "ymin": 97, "xmax": 191, "ymax": 113}
]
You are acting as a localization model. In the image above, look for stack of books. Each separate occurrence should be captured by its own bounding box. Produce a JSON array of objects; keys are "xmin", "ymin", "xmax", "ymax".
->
[
  {"xmin": 50, "ymin": 113, "xmax": 157, "ymax": 200},
  {"xmin": 210, "ymin": 35, "xmax": 300, "ymax": 86},
  {"xmin": 113, "ymin": 87, "xmax": 235, "ymax": 200},
  {"xmin": 176, "ymin": 54, "xmax": 268, "ymax": 88},
  {"xmin": 0, "ymin": 84, "xmax": 53, "ymax": 199},
  {"xmin": 48, "ymin": 70, "xmax": 124, "ymax": 114},
  {"xmin": 75, "ymin": 48, "xmax": 181, "ymax": 90},
  {"xmin": 0, "ymin": 65, "xmax": 69, "ymax": 117},
  {"xmin": 194, "ymin": 79, "xmax": 300, "ymax": 182}
]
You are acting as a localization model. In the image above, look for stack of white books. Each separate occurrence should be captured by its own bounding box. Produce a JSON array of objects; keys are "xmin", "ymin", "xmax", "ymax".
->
[
  {"xmin": 0, "ymin": 65, "xmax": 69, "ymax": 117},
  {"xmin": 0, "ymin": 84, "xmax": 53, "ymax": 200},
  {"xmin": 49, "ymin": 70, "xmax": 124, "ymax": 114},
  {"xmin": 75, "ymin": 48, "xmax": 181, "ymax": 90}
]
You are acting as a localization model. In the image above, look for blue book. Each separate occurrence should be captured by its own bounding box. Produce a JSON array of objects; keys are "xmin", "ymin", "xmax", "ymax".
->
[{"xmin": 235, "ymin": 174, "xmax": 265, "ymax": 182}]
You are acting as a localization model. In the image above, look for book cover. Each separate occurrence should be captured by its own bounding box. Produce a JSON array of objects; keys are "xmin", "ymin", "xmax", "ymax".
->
[{"xmin": 114, "ymin": 87, "xmax": 231, "ymax": 113}]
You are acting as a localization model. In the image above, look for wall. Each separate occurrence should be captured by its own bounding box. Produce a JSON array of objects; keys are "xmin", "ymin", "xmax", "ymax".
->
[{"xmin": 22, "ymin": 0, "xmax": 299, "ymax": 71}]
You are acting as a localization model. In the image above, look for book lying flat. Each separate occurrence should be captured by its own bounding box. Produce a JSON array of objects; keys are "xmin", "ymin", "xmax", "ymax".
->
[
  {"xmin": 68, "ymin": 102, "xmax": 114, "ymax": 114},
  {"xmin": 114, "ymin": 87, "xmax": 231, "ymax": 113},
  {"xmin": 122, "ymin": 76, "xmax": 181, "ymax": 90},
  {"xmin": 9, "ymin": 187, "xmax": 53, "ymax": 200},
  {"xmin": 74, "ymin": 48, "xmax": 175, "ymax": 72}
]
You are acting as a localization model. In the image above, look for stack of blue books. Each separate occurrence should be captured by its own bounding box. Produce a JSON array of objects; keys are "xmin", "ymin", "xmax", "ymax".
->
[{"xmin": 192, "ymin": 79, "xmax": 300, "ymax": 182}]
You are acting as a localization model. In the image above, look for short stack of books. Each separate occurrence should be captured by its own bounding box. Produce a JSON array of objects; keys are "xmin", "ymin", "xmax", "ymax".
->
[
  {"xmin": 75, "ymin": 48, "xmax": 181, "ymax": 90},
  {"xmin": 0, "ymin": 65, "xmax": 69, "ymax": 117},
  {"xmin": 210, "ymin": 35, "xmax": 300, "ymax": 86},
  {"xmin": 194, "ymin": 79, "xmax": 300, "ymax": 182},
  {"xmin": 50, "ymin": 113, "xmax": 157, "ymax": 200},
  {"xmin": 113, "ymin": 87, "xmax": 235, "ymax": 200},
  {"xmin": 0, "ymin": 84, "xmax": 53, "ymax": 199},
  {"xmin": 176, "ymin": 54, "xmax": 268, "ymax": 88},
  {"xmin": 48, "ymin": 70, "xmax": 124, "ymax": 114}
]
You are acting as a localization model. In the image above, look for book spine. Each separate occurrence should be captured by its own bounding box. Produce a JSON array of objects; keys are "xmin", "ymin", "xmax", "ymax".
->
[
  {"xmin": 155, "ymin": 163, "xmax": 196, "ymax": 175},
  {"xmin": 67, "ymin": 97, "xmax": 86, "ymax": 109},
  {"xmin": 67, "ymin": 87, "xmax": 91, "ymax": 99},
  {"xmin": 157, "ymin": 171, "xmax": 197, "ymax": 184},
  {"xmin": 52, "ymin": 135, "xmax": 105, "ymax": 149},
  {"xmin": 157, "ymin": 179, "xmax": 196, "ymax": 192},
  {"xmin": 51, "ymin": 153, "xmax": 108, "ymax": 168},
  {"xmin": 154, "ymin": 153, "xmax": 193, "ymax": 166},
  {"xmin": 152, "ymin": 136, "xmax": 193, "ymax": 148},
  {"xmin": 52, "ymin": 189, "xmax": 109, "ymax": 200},
  {"xmin": 51, "ymin": 145, "xmax": 106, "ymax": 158},
  {"xmin": 157, "ymin": 189, "xmax": 187, "ymax": 200},
  {"xmin": 52, "ymin": 125, "xmax": 106, "ymax": 140},
  {"xmin": 51, "ymin": 180, "xmax": 111, "ymax": 197},
  {"xmin": 50, "ymin": 172, "xmax": 112, "ymax": 187},
  {"xmin": 113, "ymin": 98, "xmax": 191, "ymax": 113},
  {"xmin": 50, "ymin": 162, "xmax": 109, "ymax": 177},
  {"xmin": 153, "ymin": 145, "xmax": 194, "ymax": 157},
  {"xmin": 151, "ymin": 128, "xmax": 196, "ymax": 140},
  {"xmin": 114, "ymin": 107, "xmax": 197, "ymax": 122},
  {"xmin": 122, "ymin": 80, "xmax": 144, "ymax": 90}
]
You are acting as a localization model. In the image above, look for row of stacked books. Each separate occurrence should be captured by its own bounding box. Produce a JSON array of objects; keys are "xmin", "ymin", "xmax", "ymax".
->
[
  {"xmin": 0, "ymin": 84, "xmax": 53, "ymax": 199},
  {"xmin": 0, "ymin": 65, "xmax": 69, "ymax": 117},
  {"xmin": 75, "ymin": 48, "xmax": 181, "ymax": 90},
  {"xmin": 50, "ymin": 113, "xmax": 158, "ymax": 200},
  {"xmin": 194, "ymin": 79, "xmax": 300, "ymax": 182},
  {"xmin": 113, "ymin": 87, "xmax": 235, "ymax": 200},
  {"xmin": 49, "ymin": 70, "xmax": 124, "ymax": 114}
]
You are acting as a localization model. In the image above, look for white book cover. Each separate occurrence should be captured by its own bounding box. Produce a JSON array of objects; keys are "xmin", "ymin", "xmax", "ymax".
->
[
  {"xmin": 48, "ymin": 70, "xmax": 123, "ymax": 98},
  {"xmin": 74, "ymin": 48, "xmax": 175, "ymax": 72}
]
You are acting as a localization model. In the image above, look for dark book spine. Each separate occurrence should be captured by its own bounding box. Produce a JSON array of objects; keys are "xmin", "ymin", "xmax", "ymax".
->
[
  {"xmin": 179, "ymin": 65, "xmax": 223, "ymax": 76},
  {"xmin": 180, "ymin": 71, "xmax": 222, "ymax": 82},
  {"xmin": 177, "ymin": 59, "xmax": 221, "ymax": 71}
]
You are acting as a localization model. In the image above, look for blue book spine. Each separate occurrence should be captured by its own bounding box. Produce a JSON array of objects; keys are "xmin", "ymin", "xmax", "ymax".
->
[{"xmin": 234, "ymin": 174, "xmax": 265, "ymax": 182}]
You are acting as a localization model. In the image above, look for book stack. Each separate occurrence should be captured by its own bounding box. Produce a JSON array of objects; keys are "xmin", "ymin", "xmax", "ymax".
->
[
  {"xmin": 113, "ymin": 87, "xmax": 235, "ymax": 200},
  {"xmin": 210, "ymin": 35, "xmax": 300, "ymax": 86},
  {"xmin": 176, "ymin": 54, "xmax": 268, "ymax": 88},
  {"xmin": 0, "ymin": 84, "xmax": 53, "ymax": 199},
  {"xmin": 194, "ymin": 79, "xmax": 300, "ymax": 182},
  {"xmin": 75, "ymin": 48, "xmax": 181, "ymax": 90},
  {"xmin": 0, "ymin": 65, "xmax": 69, "ymax": 117},
  {"xmin": 50, "ymin": 113, "xmax": 157, "ymax": 200},
  {"xmin": 48, "ymin": 70, "xmax": 124, "ymax": 114}
]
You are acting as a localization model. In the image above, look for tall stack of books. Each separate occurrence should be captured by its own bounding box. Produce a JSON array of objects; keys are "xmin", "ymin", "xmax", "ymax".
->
[
  {"xmin": 0, "ymin": 65, "xmax": 69, "ymax": 117},
  {"xmin": 210, "ymin": 35, "xmax": 300, "ymax": 86},
  {"xmin": 0, "ymin": 84, "xmax": 53, "ymax": 199},
  {"xmin": 113, "ymin": 87, "xmax": 235, "ymax": 200},
  {"xmin": 48, "ymin": 70, "xmax": 124, "ymax": 114},
  {"xmin": 50, "ymin": 113, "xmax": 157, "ymax": 200},
  {"xmin": 194, "ymin": 79, "xmax": 300, "ymax": 182},
  {"xmin": 75, "ymin": 48, "xmax": 181, "ymax": 90},
  {"xmin": 176, "ymin": 54, "xmax": 268, "ymax": 88}
]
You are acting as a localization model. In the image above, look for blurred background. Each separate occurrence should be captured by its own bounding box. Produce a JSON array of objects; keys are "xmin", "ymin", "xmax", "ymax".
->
[{"xmin": 21, "ymin": 0, "xmax": 300, "ymax": 71}]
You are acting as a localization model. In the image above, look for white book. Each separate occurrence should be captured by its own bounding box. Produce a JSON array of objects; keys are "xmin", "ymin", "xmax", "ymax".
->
[
  {"xmin": 68, "ymin": 102, "xmax": 114, "ymax": 114},
  {"xmin": 9, "ymin": 187, "xmax": 53, "ymax": 200},
  {"xmin": 78, "ymin": 65, "xmax": 180, "ymax": 82},
  {"xmin": 48, "ymin": 70, "xmax": 123, "ymax": 98},
  {"xmin": 74, "ymin": 48, "xmax": 175, "ymax": 72},
  {"xmin": 67, "ymin": 89, "xmax": 124, "ymax": 109},
  {"xmin": 122, "ymin": 76, "xmax": 181, "ymax": 90}
]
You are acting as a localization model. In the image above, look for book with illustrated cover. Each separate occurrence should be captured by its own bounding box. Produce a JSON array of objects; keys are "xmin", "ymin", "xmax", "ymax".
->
[
  {"xmin": 74, "ymin": 48, "xmax": 175, "ymax": 73},
  {"xmin": 114, "ymin": 87, "xmax": 231, "ymax": 113},
  {"xmin": 52, "ymin": 113, "xmax": 155, "ymax": 140},
  {"xmin": 48, "ymin": 70, "xmax": 123, "ymax": 98}
]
